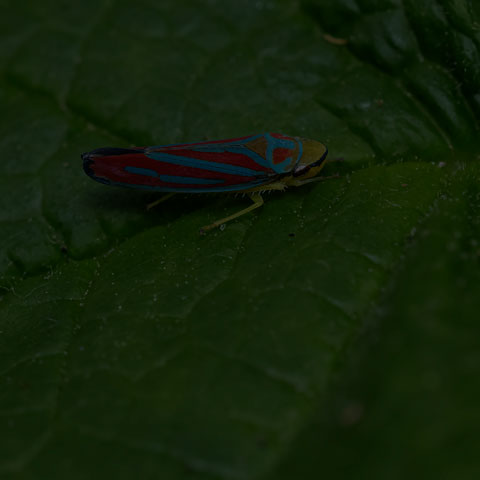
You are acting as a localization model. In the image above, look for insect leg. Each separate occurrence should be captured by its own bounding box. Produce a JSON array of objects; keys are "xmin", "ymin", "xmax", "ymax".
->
[
  {"xmin": 147, "ymin": 193, "xmax": 176, "ymax": 210},
  {"xmin": 200, "ymin": 193, "xmax": 264, "ymax": 234}
]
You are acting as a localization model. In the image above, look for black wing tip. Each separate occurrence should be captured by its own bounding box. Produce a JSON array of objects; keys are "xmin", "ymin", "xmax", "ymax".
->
[
  {"xmin": 81, "ymin": 151, "xmax": 95, "ymax": 177},
  {"xmin": 81, "ymin": 147, "xmax": 145, "ymax": 184},
  {"xmin": 82, "ymin": 157, "xmax": 112, "ymax": 186}
]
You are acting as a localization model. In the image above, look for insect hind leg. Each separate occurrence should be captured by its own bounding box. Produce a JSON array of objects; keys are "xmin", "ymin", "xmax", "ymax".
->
[
  {"xmin": 147, "ymin": 193, "xmax": 176, "ymax": 210},
  {"xmin": 200, "ymin": 193, "xmax": 264, "ymax": 234}
]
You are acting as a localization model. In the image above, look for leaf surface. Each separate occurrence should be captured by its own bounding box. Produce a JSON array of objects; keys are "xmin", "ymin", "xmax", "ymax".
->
[{"xmin": 0, "ymin": 1, "xmax": 479, "ymax": 478}]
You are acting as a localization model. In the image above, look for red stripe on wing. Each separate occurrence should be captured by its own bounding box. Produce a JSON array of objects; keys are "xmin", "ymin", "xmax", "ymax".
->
[
  {"xmin": 90, "ymin": 153, "xmax": 261, "ymax": 189},
  {"xmin": 156, "ymin": 149, "xmax": 271, "ymax": 173}
]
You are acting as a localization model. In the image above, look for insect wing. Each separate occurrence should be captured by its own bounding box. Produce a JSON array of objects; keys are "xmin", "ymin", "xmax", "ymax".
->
[{"xmin": 83, "ymin": 133, "xmax": 304, "ymax": 193}]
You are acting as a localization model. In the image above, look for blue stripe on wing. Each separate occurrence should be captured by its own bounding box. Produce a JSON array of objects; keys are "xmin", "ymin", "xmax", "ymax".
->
[
  {"xmin": 265, "ymin": 133, "xmax": 302, "ymax": 173},
  {"xmin": 146, "ymin": 134, "xmax": 302, "ymax": 175},
  {"xmin": 145, "ymin": 152, "xmax": 266, "ymax": 177},
  {"xmin": 125, "ymin": 167, "xmax": 225, "ymax": 185}
]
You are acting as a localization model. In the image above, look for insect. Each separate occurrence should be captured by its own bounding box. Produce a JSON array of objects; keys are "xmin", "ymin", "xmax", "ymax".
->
[{"xmin": 82, "ymin": 133, "xmax": 329, "ymax": 232}]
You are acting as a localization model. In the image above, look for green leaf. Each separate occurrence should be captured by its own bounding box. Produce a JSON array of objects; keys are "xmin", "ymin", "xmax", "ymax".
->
[{"xmin": 1, "ymin": 1, "xmax": 479, "ymax": 479}]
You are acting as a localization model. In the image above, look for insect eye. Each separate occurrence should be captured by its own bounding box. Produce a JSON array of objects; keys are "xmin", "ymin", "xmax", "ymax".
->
[{"xmin": 293, "ymin": 165, "xmax": 311, "ymax": 177}]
